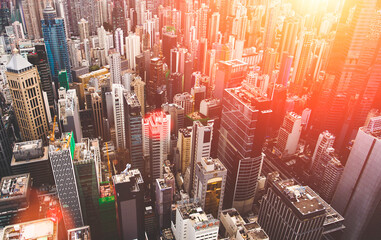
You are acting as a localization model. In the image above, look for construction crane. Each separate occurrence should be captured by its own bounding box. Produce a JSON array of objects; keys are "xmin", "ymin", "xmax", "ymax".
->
[
  {"xmin": 50, "ymin": 115, "xmax": 57, "ymax": 142},
  {"xmin": 105, "ymin": 142, "xmax": 113, "ymax": 191}
]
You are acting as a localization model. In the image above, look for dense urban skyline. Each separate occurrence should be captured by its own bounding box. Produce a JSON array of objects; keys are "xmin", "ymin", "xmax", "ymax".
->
[{"xmin": 0, "ymin": 0, "xmax": 380, "ymax": 239}]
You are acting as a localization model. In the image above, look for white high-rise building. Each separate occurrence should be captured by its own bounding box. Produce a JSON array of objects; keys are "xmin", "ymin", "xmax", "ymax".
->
[
  {"xmin": 112, "ymin": 84, "xmax": 126, "ymax": 149},
  {"xmin": 142, "ymin": 111, "xmax": 171, "ymax": 181},
  {"xmin": 332, "ymin": 116, "xmax": 381, "ymax": 240},
  {"xmin": 171, "ymin": 200, "xmax": 219, "ymax": 240},
  {"xmin": 109, "ymin": 52, "xmax": 121, "ymax": 84},
  {"xmin": 274, "ymin": 112, "xmax": 302, "ymax": 157},
  {"xmin": 125, "ymin": 33, "xmax": 141, "ymax": 70},
  {"xmin": 114, "ymin": 28, "xmax": 124, "ymax": 56},
  {"xmin": 12, "ymin": 21, "xmax": 25, "ymax": 41},
  {"xmin": 311, "ymin": 131, "xmax": 335, "ymax": 170},
  {"xmin": 78, "ymin": 18, "xmax": 89, "ymax": 42},
  {"xmin": 190, "ymin": 120, "xmax": 214, "ymax": 194},
  {"xmin": 57, "ymin": 88, "xmax": 83, "ymax": 142}
]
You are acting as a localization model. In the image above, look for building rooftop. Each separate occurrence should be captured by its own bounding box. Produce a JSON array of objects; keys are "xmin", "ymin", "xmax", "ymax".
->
[
  {"xmin": 1, "ymin": 218, "xmax": 58, "ymax": 240},
  {"xmin": 49, "ymin": 132, "xmax": 74, "ymax": 153},
  {"xmin": 187, "ymin": 112, "xmax": 208, "ymax": 121},
  {"xmin": 0, "ymin": 174, "xmax": 30, "ymax": 202},
  {"xmin": 73, "ymin": 138, "xmax": 100, "ymax": 164},
  {"xmin": 177, "ymin": 201, "xmax": 219, "ymax": 231},
  {"xmin": 113, "ymin": 169, "xmax": 143, "ymax": 192},
  {"xmin": 6, "ymin": 50, "xmax": 33, "ymax": 73},
  {"xmin": 274, "ymin": 179, "xmax": 325, "ymax": 217},
  {"xmin": 178, "ymin": 127, "xmax": 192, "ymax": 137},
  {"xmin": 198, "ymin": 157, "xmax": 226, "ymax": 174},
  {"xmin": 11, "ymin": 140, "xmax": 49, "ymax": 165},
  {"xmin": 226, "ymin": 85, "xmax": 270, "ymax": 112},
  {"xmin": 157, "ymin": 179, "xmax": 171, "ymax": 191},
  {"xmin": 68, "ymin": 226, "xmax": 91, "ymax": 240}
]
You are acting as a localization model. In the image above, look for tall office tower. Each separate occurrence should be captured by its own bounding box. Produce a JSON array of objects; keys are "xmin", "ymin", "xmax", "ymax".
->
[
  {"xmin": 258, "ymin": 179, "xmax": 326, "ymax": 240},
  {"xmin": 21, "ymin": 0, "xmax": 41, "ymax": 39},
  {"xmin": 78, "ymin": 18, "xmax": 89, "ymax": 42},
  {"xmin": 274, "ymin": 112, "xmax": 302, "ymax": 157},
  {"xmin": 316, "ymin": 0, "xmax": 381, "ymax": 150},
  {"xmin": 73, "ymin": 138, "xmax": 101, "ymax": 239},
  {"xmin": 142, "ymin": 111, "xmax": 171, "ymax": 181},
  {"xmin": 277, "ymin": 52, "xmax": 293, "ymax": 87},
  {"xmin": 156, "ymin": 178, "xmax": 173, "ymax": 229},
  {"xmin": 109, "ymin": 52, "xmax": 121, "ymax": 84},
  {"xmin": 191, "ymin": 85, "xmax": 206, "ymax": 112},
  {"xmin": 124, "ymin": 92, "xmax": 144, "ymax": 174},
  {"xmin": 332, "ymin": 116, "xmax": 381, "ymax": 239},
  {"xmin": 196, "ymin": 3, "xmax": 208, "ymax": 39},
  {"xmin": 113, "ymin": 169, "xmax": 145, "ymax": 240},
  {"xmin": 114, "ymin": 28, "xmax": 124, "ymax": 56},
  {"xmin": 262, "ymin": 48, "xmax": 277, "ymax": 75},
  {"xmin": 112, "ymin": 0, "xmax": 127, "ymax": 32},
  {"xmin": 112, "ymin": 84, "xmax": 126, "ymax": 150},
  {"xmin": 173, "ymin": 92, "xmax": 194, "ymax": 115},
  {"xmin": 200, "ymin": 98, "xmax": 222, "ymax": 158},
  {"xmin": 208, "ymin": 12, "xmax": 220, "ymax": 45},
  {"xmin": 215, "ymin": 60, "xmax": 248, "ymax": 99},
  {"xmin": 171, "ymin": 200, "xmax": 219, "ymax": 240},
  {"xmin": 125, "ymin": 32, "xmax": 141, "ymax": 70},
  {"xmin": 278, "ymin": 16, "xmax": 300, "ymax": 63},
  {"xmin": 162, "ymin": 103, "xmax": 185, "ymax": 135},
  {"xmin": 218, "ymin": 84, "xmax": 271, "ymax": 214},
  {"xmin": 189, "ymin": 120, "xmax": 213, "ymax": 194},
  {"xmin": 311, "ymin": 131, "xmax": 335, "ymax": 170},
  {"xmin": 42, "ymin": 4, "xmax": 72, "ymax": 83},
  {"xmin": 177, "ymin": 127, "xmax": 192, "ymax": 175},
  {"xmin": 11, "ymin": 140, "xmax": 54, "ymax": 186},
  {"xmin": 167, "ymin": 73, "xmax": 183, "ymax": 101},
  {"xmin": 0, "ymin": 115, "xmax": 12, "ymax": 179},
  {"xmin": 131, "ymin": 76, "xmax": 145, "ymax": 115},
  {"xmin": 263, "ymin": 3, "xmax": 278, "ymax": 51},
  {"xmin": 170, "ymin": 48, "xmax": 187, "ymax": 74},
  {"xmin": 27, "ymin": 44, "xmax": 54, "ymax": 109},
  {"xmin": 292, "ymin": 31, "xmax": 313, "ymax": 94},
  {"xmin": 91, "ymin": 92, "xmax": 105, "ymax": 139},
  {"xmin": 58, "ymin": 88, "xmax": 83, "ymax": 142},
  {"xmin": 318, "ymin": 157, "xmax": 344, "ymax": 203},
  {"xmin": 6, "ymin": 50, "xmax": 49, "ymax": 142},
  {"xmin": 194, "ymin": 157, "xmax": 226, "ymax": 219},
  {"xmin": 49, "ymin": 132, "xmax": 84, "ymax": 230},
  {"xmin": 147, "ymin": 58, "xmax": 164, "ymax": 107},
  {"xmin": 162, "ymin": 31, "xmax": 177, "ymax": 66}
]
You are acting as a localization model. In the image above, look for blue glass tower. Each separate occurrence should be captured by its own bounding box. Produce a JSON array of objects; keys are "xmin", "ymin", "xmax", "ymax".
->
[{"xmin": 41, "ymin": 4, "xmax": 72, "ymax": 85}]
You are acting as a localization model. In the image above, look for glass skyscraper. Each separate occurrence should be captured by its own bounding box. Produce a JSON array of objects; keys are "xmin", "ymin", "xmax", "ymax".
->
[{"xmin": 41, "ymin": 4, "xmax": 72, "ymax": 86}]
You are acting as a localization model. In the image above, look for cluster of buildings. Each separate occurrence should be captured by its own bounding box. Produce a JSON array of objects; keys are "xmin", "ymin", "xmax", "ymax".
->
[{"xmin": 0, "ymin": 0, "xmax": 379, "ymax": 240}]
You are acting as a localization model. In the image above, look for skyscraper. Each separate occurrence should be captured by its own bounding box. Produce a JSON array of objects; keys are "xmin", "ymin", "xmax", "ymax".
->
[
  {"xmin": 258, "ymin": 179, "xmax": 326, "ymax": 240},
  {"xmin": 91, "ymin": 92, "xmax": 105, "ymax": 139},
  {"xmin": 125, "ymin": 33, "xmax": 141, "ymax": 70},
  {"xmin": 131, "ymin": 76, "xmax": 145, "ymax": 115},
  {"xmin": 21, "ymin": 0, "xmax": 42, "ymax": 39},
  {"xmin": 311, "ymin": 131, "xmax": 335, "ymax": 170},
  {"xmin": 194, "ymin": 157, "xmax": 226, "ymax": 218},
  {"xmin": 274, "ymin": 112, "xmax": 302, "ymax": 157},
  {"xmin": 208, "ymin": 12, "xmax": 220, "ymax": 45},
  {"xmin": 49, "ymin": 132, "xmax": 84, "ymax": 230},
  {"xmin": 57, "ymin": 88, "xmax": 83, "ymax": 142},
  {"xmin": 7, "ymin": 50, "xmax": 49, "ymax": 142},
  {"xmin": 142, "ymin": 111, "xmax": 171, "ymax": 182},
  {"xmin": 0, "ymin": 114, "xmax": 12, "ymax": 179},
  {"xmin": 155, "ymin": 178, "xmax": 173, "ymax": 229},
  {"xmin": 173, "ymin": 92, "xmax": 194, "ymax": 115},
  {"xmin": 114, "ymin": 28, "xmax": 124, "ymax": 56},
  {"xmin": 112, "ymin": 84, "xmax": 126, "ymax": 149},
  {"xmin": 113, "ymin": 169, "xmax": 145, "ymax": 240},
  {"xmin": 177, "ymin": 127, "xmax": 192, "ymax": 175},
  {"xmin": 78, "ymin": 18, "xmax": 89, "ymax": 42},
  {"xmin": 124, "ymin": 92, "xmax": 144, "ymax": 174},
  {"xmin": 109, "ymin": 52, "xmax": 121, "ymax": 84},
  {"xmin": 218, "ymin": 83, "xmax": 271, "ymax": 214},
  {"xmin": 189, "ymin": 120, "xmax": 213, "ymax": 194},
  {"xmin": 41, "ymin": 4, "xmax": 72, "ymax": 84},
  {"xmin": 332, "ymin": 116, "xmax": 381, "ymax": 239},
  {"xmin": 73, "ymin": 138, "xmax": 101, "ymax": 238}
]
